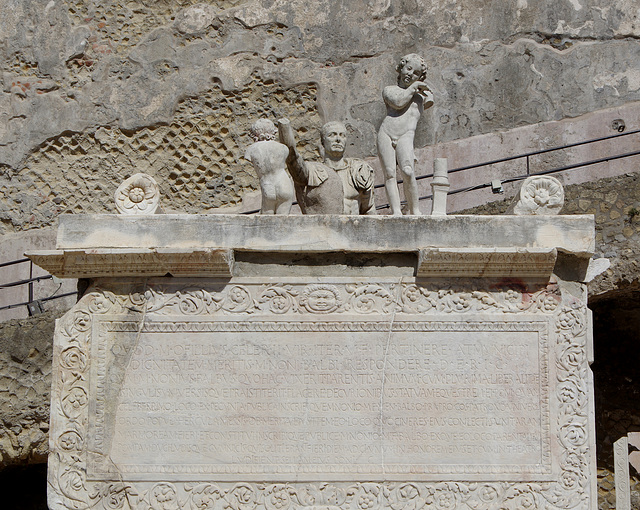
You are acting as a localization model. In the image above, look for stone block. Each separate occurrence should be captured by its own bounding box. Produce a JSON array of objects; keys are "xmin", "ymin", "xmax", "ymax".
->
[
  {"xmin": 33, "ymin": 214, "xmax": 597, "ymax": 510},
  {"xmin": 52, "ymin": 214, "xmax": 595, "ymax": 255}
]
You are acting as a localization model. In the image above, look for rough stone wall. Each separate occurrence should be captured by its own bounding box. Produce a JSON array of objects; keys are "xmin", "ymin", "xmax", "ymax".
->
[
  {"xmin": 2, "ymin": 79, "xmax": 320, "ymax": 231},
  {"xmin": 2, "ymin": 0, "xmax": 640, "ymax": 234},
  {"xmin": 0, "ymin": 310, "xmax": 59, "ymax": 469},
  {"xmin": 563, "ymin": 173, "xmax": 640, "ymax": 299}
]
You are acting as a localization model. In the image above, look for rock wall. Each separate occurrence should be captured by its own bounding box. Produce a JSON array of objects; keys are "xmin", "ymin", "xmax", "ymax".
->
[
  {"xmin": 2, "ymin": 0, "xmax": 640, "ymax": 234},
  {"xmin": 0, "ymin": 310, "xmax": 59, "ymax": 469}
]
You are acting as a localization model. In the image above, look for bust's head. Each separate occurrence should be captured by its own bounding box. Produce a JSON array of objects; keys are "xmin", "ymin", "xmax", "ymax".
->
[
  {"xmin": 249, "ymin": 119, "xmax": 277, "ymax": 142},
  {"xmin": 396, "ymin": 53, "xmax": 427, "ymax": 87},
  {"xmin": 320, "ymin": 121, "xmax": 347, "ymax": 159}
]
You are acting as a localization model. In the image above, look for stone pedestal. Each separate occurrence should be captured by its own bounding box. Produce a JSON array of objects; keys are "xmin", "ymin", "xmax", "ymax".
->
[{"xmin": 30, "ymin": 214, "xmax": 597, "ymax": 510}]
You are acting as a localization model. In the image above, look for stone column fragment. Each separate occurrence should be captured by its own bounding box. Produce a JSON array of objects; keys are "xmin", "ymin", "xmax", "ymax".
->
[
  {"xmin": 430, "ymin": 157, "xmax": 449, "ymax": 216},
  {"xmin": 614, "ymin": 436, "xmax": 631, "ymax": 510}
]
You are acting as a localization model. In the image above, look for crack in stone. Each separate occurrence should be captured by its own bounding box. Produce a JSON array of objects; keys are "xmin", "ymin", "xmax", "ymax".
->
[{"xmin": 378, "ymin": 277, "xmax": 401, "ymax": 475}]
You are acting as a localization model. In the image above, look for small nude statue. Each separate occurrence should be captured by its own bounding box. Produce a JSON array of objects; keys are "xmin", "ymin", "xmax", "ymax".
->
[
  {"xmin": 378, "ymin": 53, "xmax": 434, "ymax": 215},
  {"xmin": 245, "ymin": 118, "xmax": 294, "ymax": 214}
]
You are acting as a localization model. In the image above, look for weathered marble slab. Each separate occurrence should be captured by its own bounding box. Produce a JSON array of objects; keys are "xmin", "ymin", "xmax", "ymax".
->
[
  {"xmin": 47, "ymin": 275, "xmax": 596, "ymax": 509},
  {"xmin": 28, "ymin": 215, "xmax": 594, "ymax": 279},
  {"xmin": 53, "ymin": 214, "xmax": 594, "ymax": 254},
  {"xmin": 93, "ymin": 315, "xmax": 548, "ymax": 481},
  {"xmin": 38, "ymin": 214, "xmax": 597, "ymax": 510}
]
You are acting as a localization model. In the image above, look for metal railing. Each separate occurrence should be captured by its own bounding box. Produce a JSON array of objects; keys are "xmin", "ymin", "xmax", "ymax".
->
[
  {"xmin": 400, "ymin": 127, "xmax": 640, "ymax": 209},
  {"xmin": 0, "ymin": 258, "xmax": 77, "ymax": 315}
]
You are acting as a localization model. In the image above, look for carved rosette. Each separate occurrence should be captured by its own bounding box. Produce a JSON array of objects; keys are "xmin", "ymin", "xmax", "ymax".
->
[
  {"xmin": 48, "ymin": 278, "xmax": 592, "ymax": 510},
  {"xmin": 114, "ymin": 173, "xmax": 160, "ymax": 215},
  {"xmin": 513, "ymin": 176, "xmax": 564, "ymax": 216}
]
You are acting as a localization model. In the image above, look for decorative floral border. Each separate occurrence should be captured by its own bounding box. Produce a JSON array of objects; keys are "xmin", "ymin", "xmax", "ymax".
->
[
  {"xmin": 78, "ymin": 279, "xmax": 563, "ymax": 317},
  {"xmin": 48, "ymin": 279, "xmax": 592, "ymax": 510}
]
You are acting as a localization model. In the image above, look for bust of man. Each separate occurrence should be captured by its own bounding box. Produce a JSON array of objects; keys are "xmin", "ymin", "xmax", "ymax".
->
[{"xmin": 278, "ymin": 119, "xmax": 376, "ymax": 215}]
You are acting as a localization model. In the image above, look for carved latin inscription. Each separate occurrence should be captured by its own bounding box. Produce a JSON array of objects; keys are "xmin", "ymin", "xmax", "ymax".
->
[
  {"xmin": 88, "ymin": 317, "xmax": 550, "ymax": 481},
  {"xmin": 48, "ymin": 280, "xmax": 594, "ymax": 510}
]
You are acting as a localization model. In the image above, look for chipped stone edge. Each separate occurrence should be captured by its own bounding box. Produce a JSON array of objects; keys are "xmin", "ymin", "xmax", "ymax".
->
[
  {"xmin": 417, "ymin": 248, "xmax": 557, "ymax": 278},
  {"xmin": 26, "ymin": 249, "xmax": 234, "ymax": 278}
]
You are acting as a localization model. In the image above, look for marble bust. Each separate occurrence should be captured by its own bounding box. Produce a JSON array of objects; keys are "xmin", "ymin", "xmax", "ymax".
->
[{"xmin": 278, "ymin": 118, "xmax": 375, "ymax": 215}]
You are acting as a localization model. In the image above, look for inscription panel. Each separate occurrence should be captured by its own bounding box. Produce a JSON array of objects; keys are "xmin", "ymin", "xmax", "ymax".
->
[{"xmin": 89, "ymin": 317, "xmax": 550, "ymax": 481}]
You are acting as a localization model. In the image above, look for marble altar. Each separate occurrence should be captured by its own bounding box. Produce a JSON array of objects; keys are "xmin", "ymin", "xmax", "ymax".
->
[{"xmin": 29, "ymin": 214, "xmax": 597, "ymax": 510}]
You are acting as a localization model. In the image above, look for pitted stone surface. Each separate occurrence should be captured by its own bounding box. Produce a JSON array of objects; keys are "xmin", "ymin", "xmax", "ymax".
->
[{"xmin": 0, "ymin": 311, "xmax": 59, "ymax": 469}]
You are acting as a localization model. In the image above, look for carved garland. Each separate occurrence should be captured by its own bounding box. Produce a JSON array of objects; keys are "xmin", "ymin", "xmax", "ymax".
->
[
  {"xmin": 77, "ymin": 280, "xmax": 562, "ymax": 317},
  {"xmin": 48, "ymin": 282, "xmax": 591, "ymax": 510}
]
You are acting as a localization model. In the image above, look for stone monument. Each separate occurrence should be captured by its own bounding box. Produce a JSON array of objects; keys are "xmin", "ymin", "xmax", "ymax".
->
[{"xmin": 30, "ymin": 188, "xmax": 597, "ymax": 509}]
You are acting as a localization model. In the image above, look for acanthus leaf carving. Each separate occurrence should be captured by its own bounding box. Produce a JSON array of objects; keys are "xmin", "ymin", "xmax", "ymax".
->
[
  {"xmin": 258, "ymin": 285, "xmax": 299, "ymax": 314},
  {"xmin": 345, "ymin": 283, "xmax": 394, "ymax": 314}
]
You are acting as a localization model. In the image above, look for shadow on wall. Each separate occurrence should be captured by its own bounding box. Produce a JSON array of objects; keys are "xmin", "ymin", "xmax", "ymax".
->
[
  {"xmin": 591, "ymin": 284, "xmax": 640, "ymax": 509},
  {"xmin": 0, "ymin": 464, "xmax": 47, "ymax": 509}
]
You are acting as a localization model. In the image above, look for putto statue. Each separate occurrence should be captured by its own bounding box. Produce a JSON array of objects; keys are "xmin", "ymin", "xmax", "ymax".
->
[
  {"xmin": 245, "ymin": 118, "xmax": 294, "ymax": 215},
  {"xmin": 378, "ymin": 53, "xmax": 434, "ymax": 215},
  {"xmin": 278, "ymin": 119, "xmax": 375, "ymax": 215}
]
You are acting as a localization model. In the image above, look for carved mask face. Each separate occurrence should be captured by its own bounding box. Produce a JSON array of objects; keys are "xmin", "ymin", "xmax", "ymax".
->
[
  {"xmin": 307, "ymin": 289, "xmax": 336, "ymax": 311},
  {"xmin": 321, "ymin": 123, "xmax": 346, "ymax": 157}
]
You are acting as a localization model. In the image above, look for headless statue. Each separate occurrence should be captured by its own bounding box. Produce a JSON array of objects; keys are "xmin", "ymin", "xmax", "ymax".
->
[{"xmin": 245, "ymin": 119, "xmax": 294, "ymax": 215}]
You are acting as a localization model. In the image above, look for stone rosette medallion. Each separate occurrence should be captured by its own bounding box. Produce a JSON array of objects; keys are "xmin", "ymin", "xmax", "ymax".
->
[
  {"xmin": 512, "ymin": 176, "xmax": 565, "ymax": 216},
  {"xmin": 114, "ymin": 173, "xmax": 160, "ymax": 215},
  {"xmin": 35, "ymin": 215, "xmax": 596, "ymax": 510}
]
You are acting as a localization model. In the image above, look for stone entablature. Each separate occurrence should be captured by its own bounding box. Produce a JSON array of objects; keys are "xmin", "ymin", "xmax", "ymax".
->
[{"xmin": 28, "ymin": 215, "xmax": 594, "ymax": 279}]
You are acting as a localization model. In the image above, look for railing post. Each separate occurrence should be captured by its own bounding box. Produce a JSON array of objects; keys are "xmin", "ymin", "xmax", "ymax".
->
[{"xmin": 28, "ymin": 260, "xmax": 33, "ymax": 303}]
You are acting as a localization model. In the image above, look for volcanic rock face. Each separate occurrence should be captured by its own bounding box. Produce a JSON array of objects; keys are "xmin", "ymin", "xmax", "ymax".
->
[
  {"xmin": 0, "ymin": 311, "xmax": 58, "ymax": 469},
  {"xmin": 2, "ymin": 0, "xmax": 640, "ymax": 232}
]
